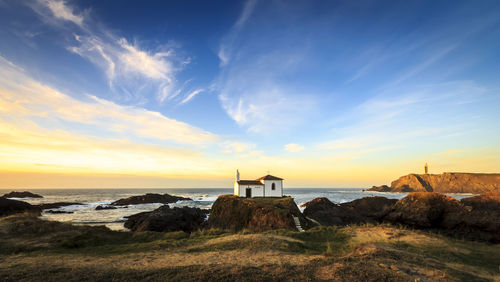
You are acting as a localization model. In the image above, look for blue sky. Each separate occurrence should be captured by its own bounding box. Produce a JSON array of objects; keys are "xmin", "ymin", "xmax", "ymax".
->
[{"xmin": 0, "ymin": 0, "xmax": 499, "ymax": 188}]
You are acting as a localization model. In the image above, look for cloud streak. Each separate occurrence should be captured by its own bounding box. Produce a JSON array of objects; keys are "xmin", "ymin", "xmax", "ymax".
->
[
  {"xmin": 33, "ymin": 0, "xmax": 198, "ymax": 105},
  {"xmin": 0, "ymin": 57, "xmax": 216, "ymax": 146}
]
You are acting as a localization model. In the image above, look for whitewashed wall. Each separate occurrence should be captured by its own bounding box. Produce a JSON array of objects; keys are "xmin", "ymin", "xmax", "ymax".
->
[
  {"xmin": 235, "ymin": 185, "xmax": 264, "ymax": 197},
  {"xmin": 263, "ymin": 180, "xmax": 283, "ymax": 197}
]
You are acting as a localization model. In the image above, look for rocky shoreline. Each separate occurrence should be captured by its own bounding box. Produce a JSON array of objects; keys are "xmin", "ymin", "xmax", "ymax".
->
[{"xmin": 1, "ymin": 190, "xmax": 500, "ymax": 242}]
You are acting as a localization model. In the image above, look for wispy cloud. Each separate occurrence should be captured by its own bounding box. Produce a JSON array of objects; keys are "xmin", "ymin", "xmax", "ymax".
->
[
  {"xmin": 218, "ymin": 0, "xmax": 257, "ymax": 66},
  {"xmin": 31, "ymin": 0, "xmax": 198, "ymax": 104},
  {"xmin": 44, "ymin": 0, "xmax": 84, "ymax": 26},
  {"xmin": 180, "ymin": 89, "xmax": 204, "ymax": 105},
  {"xmin": 0, "ymin": 57, "xmax": 216, "ymax": 146},
  {"xmin": 216, "ymin": 1, "xmax": 317, "ymax": 133},
  {"xmin": 284, "ymin": 143, "xmax": 304, "ymax": 153}
]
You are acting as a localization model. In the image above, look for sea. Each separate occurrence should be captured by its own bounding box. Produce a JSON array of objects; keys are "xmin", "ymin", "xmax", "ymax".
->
[{"xmin": 0, "ymin": 188, "xmax": 475, "ymax": 231}]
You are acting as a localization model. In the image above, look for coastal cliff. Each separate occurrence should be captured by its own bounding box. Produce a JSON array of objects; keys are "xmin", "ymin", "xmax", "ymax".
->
[{"xmin": 369, "ymin": 172, "xmax": 500, "ymax": 193}]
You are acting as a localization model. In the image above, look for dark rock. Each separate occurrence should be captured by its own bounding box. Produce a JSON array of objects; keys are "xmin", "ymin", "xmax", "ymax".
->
[
  {"xmin": 384, "ymin": 192, "xmax": 465, "ymax": 228},
  {"xmin": 36, "ymin": 202, "xmax": 83, "ymax": 210},
  {"xmin": 111, "ymin": 193, "xmax": 191, "ymax": 206},
  {"xmin": 340, "ymin": 196, "xmax": 397, "ymax": 221},
  {"xmin": 367, "ymin": 185, "xmax": 392, "ymax": 192},
  {"xmin": 383, "ymin": 192, "xmax": 500, "ymax": 242},
  {"xmin": 2, "ymin": 191, "xmax": 43, "ymax": 198},
  {"xmin": 461, "ymin": 191, "xmax": 500, "ymax": 212},
  {"xmin": 302, "ymin": 197, "xmax": 370, "ymax": 226},
  {"xmin": 95, "ymin": 205, "xmax": 117, "ymax": 210},
  {"xmin": 45, "ymin": 210, "xmax": 73, "ymax": 214},
  {"xmin": 0, "ymin": 198, "xmax": 40, "ymax": 217},
  {"xmin": 124, "ymin": 205, "xmax": 207, "ymax": 232},
  {"xmin": 209, "ymin": 195, "xmax": 312, "ymax": 232}
]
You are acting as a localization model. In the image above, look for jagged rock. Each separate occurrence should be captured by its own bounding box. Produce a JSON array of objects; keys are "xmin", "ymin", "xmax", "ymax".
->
[
  {"xmin": 368, "ymin": 185, "xmax": 392, "ymax": 192},
  {"xmin": 340, "ymin": 196, "xmax": 397, "ymax": 220},
  {"xmin": 302, "ymin": 197, "xmax": 371, "ymax": 226},
  {"xmin": 209, "ymin": 195, "xmax": 312, "ymax": 232},
  {"xmin": 383, "ymin": 192, "xmax": 500, "ymax": 242},
  {"xmin": 95, "ymin": 205, "xmax": 117, "ymax": 210},
  {"xmin": 45, "ymin": 210, "xmax": 74, "ymax": 214},
  {"xmin": 2, "ymin": 191, "xmax": 43, "ymax": 198},
  {"xmin": 36, "ymin": 202, "xmax": 83, "ymax": 210},
  {"xmin": 0, "ymin": 198, "xmax": 40, "ymax": 217},
  {"xmin": 124, "ymin": 205, "xmax": 207, "ymax": 232},
  {"xmin": 368, "ymin": 173, "xmax": 500, "ymax": 193},
  {"xmin": 461, "ymin": 191, "xmax": 500, "ymax": 212},
  {"xmin": 383, "ymin": 192, "xmax": 465, "ymax": 228},
  {"xmin": 111, "ymin": 193, "xmax": 191, "ymax": 206}
]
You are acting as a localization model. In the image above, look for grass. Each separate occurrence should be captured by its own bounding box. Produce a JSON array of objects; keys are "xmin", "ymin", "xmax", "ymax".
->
[{"xmin": 1, "ymin": 214, "xmax": 500, "ymax": 281}]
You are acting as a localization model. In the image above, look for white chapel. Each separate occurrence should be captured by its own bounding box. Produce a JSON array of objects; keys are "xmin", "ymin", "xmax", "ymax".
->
[{"xmin": 233, "ymin": 170, "xmax": 283, "ymax": 198}]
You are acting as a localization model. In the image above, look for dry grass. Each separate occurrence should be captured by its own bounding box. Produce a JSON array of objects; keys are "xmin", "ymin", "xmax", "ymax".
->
[{"xmin": 1, "ymin": 215, "xmax": 499, "ymax": 281}]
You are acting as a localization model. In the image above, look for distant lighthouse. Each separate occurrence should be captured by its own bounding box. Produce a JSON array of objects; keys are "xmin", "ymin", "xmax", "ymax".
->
[{"xmin": 424, "ymin": 163, "xmax": 429, "ymax": 174}]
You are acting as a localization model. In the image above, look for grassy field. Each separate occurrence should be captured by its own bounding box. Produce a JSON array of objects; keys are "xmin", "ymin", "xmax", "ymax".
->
[{"xmin": 0, "ymin": 214, "xmax": 499, "ymax": 281}]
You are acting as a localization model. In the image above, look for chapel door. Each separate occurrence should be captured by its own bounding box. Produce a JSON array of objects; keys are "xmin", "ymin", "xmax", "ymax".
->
[{"xmin": 245, "ymin": 188, "xmax": 252, "ymax": 198}]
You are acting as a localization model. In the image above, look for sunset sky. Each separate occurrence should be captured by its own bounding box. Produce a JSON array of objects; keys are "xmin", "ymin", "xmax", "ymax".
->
[{"xmin": 0, "ymin": 0, "xmax": 499, "ymax": 188}]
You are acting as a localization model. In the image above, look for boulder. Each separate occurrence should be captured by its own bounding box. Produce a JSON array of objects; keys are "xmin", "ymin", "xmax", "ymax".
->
[
  {"xmin": 2, "ymin": 191, "xmax": 43, "ymax": 198},
  {"xmin": 208, "ymin": 195, "xmax": 312, "ymax": 232},
  {"xmin": 45, "ymin": 210, "xmax": 74, "ymax": 214},
  {"xmin": 340, "ymin": 196, "xmax": 397, "ymax": 220},
  {"xmin": 383, "ymin": 192, "xmax": 465, "ymax": 229},
  {"xmin": 111, "ymin": 193, "xmax": 191, "ymax": 206},
  {"xmin": 124, "ymin": 205, "xmax": 207, "ymax": 232},
  {"xmin": 95, "ymin": 205, "xmax": 118, "ymax": 210},
  {"xmin": 0, "ymin": 198, "xmax": 40, "ymax": 217},
  {"xmin": 461, "ymin": 191, "xmax": 500, "ymax": 212},
  {"xmin": 35, "ymin": 202, "xmax": 83, "ymax": 210},
  {"xmin": 367, "ymin": 185, "xmax": 392, "ymax": 192},
  {"xmin": 302, "ymin": 197, "xmax": 371, "ymax": 226}
]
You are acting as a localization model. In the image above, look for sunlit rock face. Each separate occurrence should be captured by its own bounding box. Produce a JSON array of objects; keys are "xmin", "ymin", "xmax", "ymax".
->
[
  {"xmin": 208, "ymin": 195, "xmax": 312, "ymax": 232},
  {"xmin": 368, "ymin": 173, "xmax": 500, "ymax": 193}
]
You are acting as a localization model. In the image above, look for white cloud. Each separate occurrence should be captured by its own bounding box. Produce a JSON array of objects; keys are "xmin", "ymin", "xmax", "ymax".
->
[
  {"xmin": 0, "ymin": 57, "xmax": 216, "ymax": 146},
  {"xmin": 43, "ymin": 0, "xmax": 84, "ymax": 27},
  {"xmin": 33, "ymin": 0, "xmax": 195, "ymax": 104},
  {"xmin": 180, "ymin": 89, "xmax": 204, "ymax": 105},
  {"xmin": 284, "ymin": 143, "xmax": 304, "ymax": 153},
  {"xmin": 222, "ymin": 141, "xmax": 255, "ymax": 154}
]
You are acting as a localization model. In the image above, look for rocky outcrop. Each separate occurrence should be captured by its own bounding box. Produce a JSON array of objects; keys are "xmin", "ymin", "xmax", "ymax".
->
[
  {"xmin": 45, "ymin": 210, "xmax": 74, "ymax": 214},
  {"xmin": 124, "ymin": 205, "xmax": 207, "ymax": 232},
  {"xmin": 341, "ymin": 197, "xmax": 398, "ymax": 220},
  {"xmin": 368, "ymin": 173, "xmax": 500, "ymax": 193},
  {"xmin": 367, "ymin": 185, "xmax": 392, "ymax": 192},
  {"xmin": 383, "ymin": 193, "xmax": 465, "ymax": 228},
  {"xmin": 0, "ymin": 198, "xmax": 40, "ymax": 217},
  {"xmin": 302, "ymin": 196, "xmax": 397, "ymax": 226},
  {"xmin": 208, "ymin": 195, "xmax": 313, "ymax": 232},
  {"xmin": 95, "ymin": 205, "xmax": 117, "ymax": 210},
  {"xmin": 111, "ymin": 193, "xmax": 191, "ymax": 206},
  {"xmin": 303, "ymin": 193, "xmax": 500, "ymax": 242},
  {"xmin": 302, "ymin": 198, "xmax": 370, "ymax": 226},
  {"xmin": 460, "ymin": 191, "xmax": 500, "ymax": 212},
  {"xmin": 383, "ymin": 192, "xmax": 500, "ymax": 242},
  {"xmin": 35, "ymin": 202, "xmax": 83, "ymax": 210},
  {"xmin": 2, "ymin": 191, "xmax": 43, "ymax": 198}
]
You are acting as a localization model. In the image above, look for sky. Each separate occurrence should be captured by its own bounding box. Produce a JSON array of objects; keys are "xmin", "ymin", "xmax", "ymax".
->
[{"xmin": 0, "ymin": 0, "xmax": 499, "ymax": 188}]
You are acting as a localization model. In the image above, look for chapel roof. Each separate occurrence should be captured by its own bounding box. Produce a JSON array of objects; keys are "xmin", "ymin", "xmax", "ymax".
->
[
  {"xmin": 237, "ymin": 180, "xmax": 264, "ymax": 185},
  {"xmin": 255, "ymin": 175, "xmax": 284, "ymax": 181}
]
